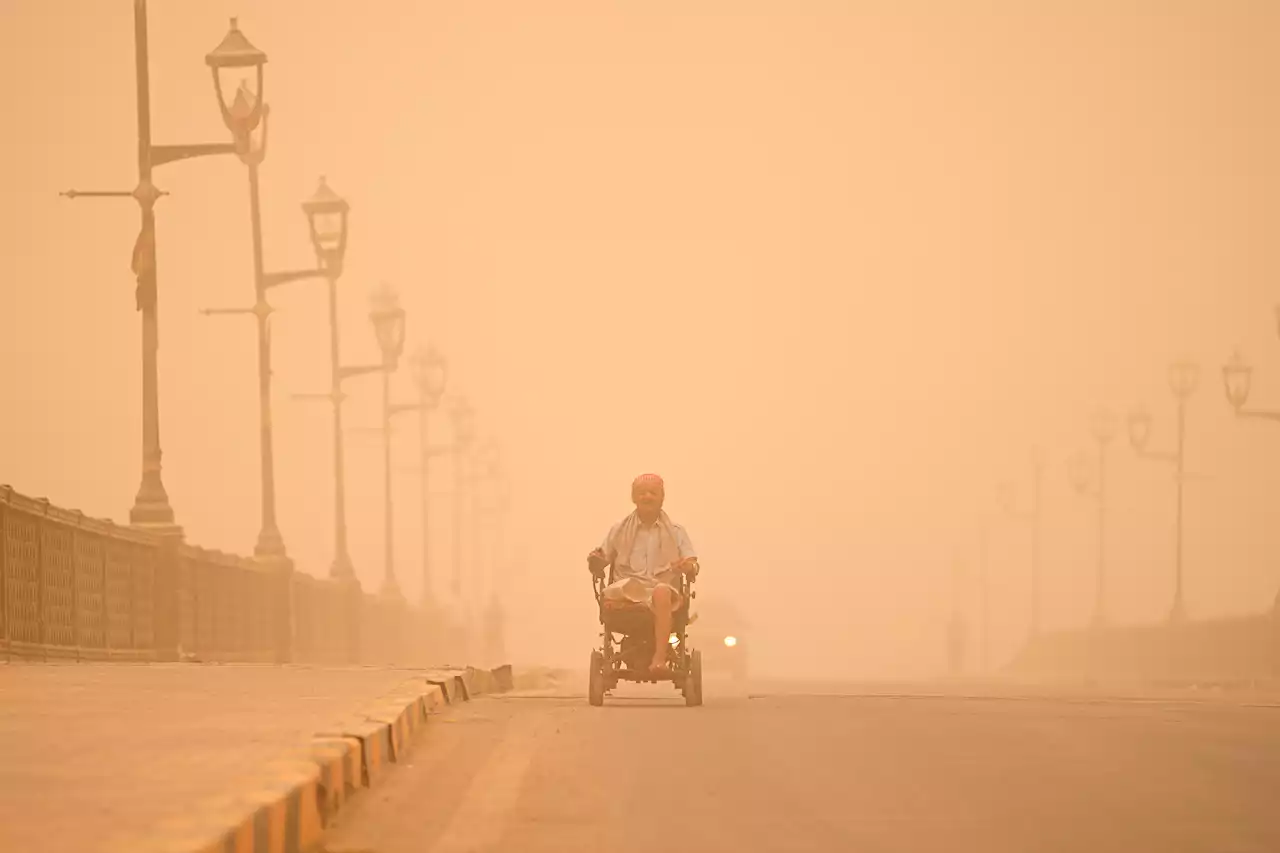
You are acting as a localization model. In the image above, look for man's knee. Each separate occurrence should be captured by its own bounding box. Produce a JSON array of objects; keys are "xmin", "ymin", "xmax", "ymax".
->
[{"xmin": 651, "ymin": 585, "xmax": 672, "ymax": 611}]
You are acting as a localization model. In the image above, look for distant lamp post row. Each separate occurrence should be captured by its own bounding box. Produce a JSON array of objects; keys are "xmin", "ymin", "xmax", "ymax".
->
[
  {"xmin": 62, "ymin": 8, "xmax": 510, "ymax": 625},
  {"xmin": 1127, "ymin": 359, "xmax": 1199, "ymax": 624},
  {"xmin": 1069, "ymin": 409, "xmax": 1117, "ymax": 628},
  {"xmin": 998, "ymin": 447, "xmax": 1046, "ymax": 637}
]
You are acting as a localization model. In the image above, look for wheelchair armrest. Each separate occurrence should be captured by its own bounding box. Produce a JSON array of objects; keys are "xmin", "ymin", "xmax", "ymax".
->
[{"xmin": 587, "ymin": 554, "xmax": 609, "ymax": 579}]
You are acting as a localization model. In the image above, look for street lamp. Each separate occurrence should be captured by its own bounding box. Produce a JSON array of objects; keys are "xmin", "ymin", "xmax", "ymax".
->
[
  {"xmin": 1128, "ymin": 358, "xmax": 1200, "ymax": 623},
  {"xmin": 471, "ymin": 438, "xmax": 503, "ymax": 601},
  {"xmin": 203, "ymin": 20, "xmax": 345, "ymax": 562},
  {"xmin": 1071, "ymin": 408, "xmax": 1117, "ymax": 628},
  {"xmin": 474, "ymin": 444, "xmax": 510, "ymax": 666},
  {"xmin": 978, "ymin": 520, "xmax": 990, "ymax": 673},
  {"xmin": 409, "ymin": 346, "xmax": 449, "ymax": 608},
  {"xmin": 205, "ymin": 17, "xmax": 267, "ymax": 149},
  {"xmin": 450, "ymin": 397, "xmax": 478, "ymax": 599},
  {"xmin": 998, "ymin": 447, "xmax": 1046, "ymax": 637},
  {"xmin": 302, "ymin": 177, "xmax": 350, "ymax": 276},
  {"xmin": 946, "ymin": 552, "xmax": 968, "ymax": 675},
  {"xmin": 287, "ymin": 178, "xmax": 372, "ymax": 581},
  {"xmin": 378, "ymin": 342, "xmax": 449, "ymax": 605},
  {"xmin": 61, "ymin": 1, "xmax": 242, "ymax": 537},
  {"xmin": 367, "ymin": 284, "xmax": 408, "ymax": 600},
  {"xmin": 1221, "ymin": 343, "xmax": 1280, "ymax": 614},
  {"xmin": 1222, "ymin": 349, "xmax": 1280, "ymax": 423}
]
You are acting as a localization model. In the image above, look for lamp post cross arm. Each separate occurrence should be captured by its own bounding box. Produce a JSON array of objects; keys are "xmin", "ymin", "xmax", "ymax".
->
[
  {"xmin": 61, "ymin": 189, "xmax": 163, "ymax": 200},
  {"xmin": 262, "ymin": 267, "xmax": 326, "ymax": 290},
  {"xmin": 338, "ymin": 363, "xmax": 384, "ymax": 382},
  {"xmin": 150, "ymin": 141, "xmax": 237, "ymax": 167},
  {"xmin": 292, "ymin": 391, "xmax": 345, "ymax": 404},
  {"xmin": 1233, "ymin": 407, "xmax": 1280, "ymax": 424}
]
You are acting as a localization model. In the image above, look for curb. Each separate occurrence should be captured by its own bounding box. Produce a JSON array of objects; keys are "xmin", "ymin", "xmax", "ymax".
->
[{"xmin": 114, "ymin": 663, "xmax": 550, "ymax": 853}]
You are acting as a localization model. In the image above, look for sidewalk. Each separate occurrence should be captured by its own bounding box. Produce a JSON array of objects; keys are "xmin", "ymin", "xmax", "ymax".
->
[{"xmin": 0, "ymin": 662, "xmax": 509, "ymax": 853}]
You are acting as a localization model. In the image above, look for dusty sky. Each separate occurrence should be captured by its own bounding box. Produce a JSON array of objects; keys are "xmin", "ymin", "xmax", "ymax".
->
[{"xmin": 3, "ymin": 1, "xmax": 1279, "ymax": 677}]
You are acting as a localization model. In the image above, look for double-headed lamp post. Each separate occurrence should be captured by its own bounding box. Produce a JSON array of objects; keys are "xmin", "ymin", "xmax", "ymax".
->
[
  {"xmin": 369, "ymin": 284, "xmax": 408, "ymax": 600},
  {"xmin": 998, "ymin": 447, "xmax": 1047, "ymax": 637},
  {"xmin": 1129, "ymin": 359, "xmax": 1200, "ymax": 624},
  {"xmin": 1069, "ymin": 409, "xmax": 1118, "ymax": 628},
  {"xmin": 61, "ymin": 2, "xmax": 243, "ymax": 537},
  {"xmin": 408, "ymin": 346, "xmax": 449, "ymax": 609}
]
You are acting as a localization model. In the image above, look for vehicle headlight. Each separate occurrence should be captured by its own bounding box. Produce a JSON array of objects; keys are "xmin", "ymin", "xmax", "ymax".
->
[{"xmin": 724, "ymin": 636, "xmax": 737, "ymax": 648}]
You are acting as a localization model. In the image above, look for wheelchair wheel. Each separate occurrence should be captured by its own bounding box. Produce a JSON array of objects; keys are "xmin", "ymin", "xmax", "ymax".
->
[
  {"xmin": 684, "ymin": 648, "xmax": 704, "ymax": 707},
  {"xmin": 588, "ymin": 650, "xmax": 606, "ymax": 706}
]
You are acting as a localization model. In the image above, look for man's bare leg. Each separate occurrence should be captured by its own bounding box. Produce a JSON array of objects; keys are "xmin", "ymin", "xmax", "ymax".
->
[{"xmin": 650, "ymin": 585, "xmax": 673, "ymax": 673}]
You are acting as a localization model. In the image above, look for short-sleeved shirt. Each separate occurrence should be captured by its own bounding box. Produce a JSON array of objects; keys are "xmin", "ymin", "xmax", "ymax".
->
[{"xmin": 600, "ymin": 519, "xmax": 697, "ymax": 582}]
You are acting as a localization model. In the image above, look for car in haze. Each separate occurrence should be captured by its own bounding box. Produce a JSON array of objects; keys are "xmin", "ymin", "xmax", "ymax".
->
[{"xmin": 686, "ymin": 595, "xmax": 750, "ymax": 684}]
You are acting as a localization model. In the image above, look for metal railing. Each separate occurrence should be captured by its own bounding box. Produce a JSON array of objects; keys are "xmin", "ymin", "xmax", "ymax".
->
[{"xmin": 0, "ymin": 485, "xmax": 455, "ymax": 665}]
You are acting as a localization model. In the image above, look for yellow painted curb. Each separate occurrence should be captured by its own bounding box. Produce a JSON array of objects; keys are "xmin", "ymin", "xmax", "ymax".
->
[
  {"xmin": 117, "ymin": 662, "xmax": 520, "ymax": 853},
  {"xmin": 315, "ymin": 715, "xmax": 393, "ymax": 788},
  {"xmin": 489, "ymin": 663, "xmax": 515, "ymax": 692}
]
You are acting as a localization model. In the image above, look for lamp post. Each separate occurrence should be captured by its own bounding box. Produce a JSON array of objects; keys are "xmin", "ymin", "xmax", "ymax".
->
[
  {"xmin": 449, "ymin": 397, "xmax": 478, "ymax": 601},
  {"xmin": 470, "ymin": 439, "xmax": 502, "ymax": 603},
  {"xmin": 201, "ymin": 21, "xmax": 341, "ymax": 561},
  {"xmin": 978, "ymin": 520, "xmax": 990, "ymax": 672},
  {"xmin": 1129, "ymin": 359, "xmax": 1200, "ymax": 624},
  {"xmin": 1222, "ymin": 347, "xmax": 1280, "ymax": 614},
  {"xmin": 296, "ymin": 177, "xmax": 362, "ymax": 581},
  {"xmin": 998, "ymin": 447, "xmax": 1047, "ymax": 637},
  {"xmin": 469, "ymin": 439, "xmax": 508, "ymax": 665},
  {"xmin": 408, "ymin": 346, "xmax": 450, "ymax": 609},
  {"xmin": 1069, "ymin": 408, "xmax": 1118, "ymax": 628},
  {"xmin": 368, "ymin": 284, "xmax": 408, "ymax": 600},
  {"xmin": 485, "ymin": 457, "xmax": 511, "ymax": 667},
  {"xmin": 61, "ymin": 1, "xmax": 241, "ymax": 537},
  {"xmin": 947, "ymin": 552, "xmax": 967, "ymax": 675}
]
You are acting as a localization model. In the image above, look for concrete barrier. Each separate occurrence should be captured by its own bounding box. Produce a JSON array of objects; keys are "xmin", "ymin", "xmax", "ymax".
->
[
  {"xmin": 423, "ymin": 671, "xmax": 467, "ymax": 704},
  {"xmin": 490, "ymin": 663, "xmax": 515, "ymax": 692}
]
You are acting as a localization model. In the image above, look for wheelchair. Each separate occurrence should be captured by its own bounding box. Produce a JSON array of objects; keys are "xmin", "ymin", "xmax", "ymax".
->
[{"xmin": 587, "ymin": 556, "xmax": 704, "ymax": 707}]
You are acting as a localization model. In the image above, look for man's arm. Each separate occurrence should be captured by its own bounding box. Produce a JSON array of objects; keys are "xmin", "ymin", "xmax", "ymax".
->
[
  {"xmin": 588, "ymin": 523, "xmax": 619, "ymax": 574},
  {"xmin": 671, "ymin": 525, "xmax": 699, "ymax": 577},
  {"xmin": 674, "ymin": 525, "xmax": 697, "ymax": 560}
]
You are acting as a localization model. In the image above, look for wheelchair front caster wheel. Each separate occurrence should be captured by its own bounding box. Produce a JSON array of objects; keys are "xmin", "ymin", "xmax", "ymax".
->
[
  {"xmin": 588, "ymin": 650, "xmax": 606, "ymax": 706},
  {"xmin": 683, "ymin": 649, "xmax": 704, "ymax": 707}
]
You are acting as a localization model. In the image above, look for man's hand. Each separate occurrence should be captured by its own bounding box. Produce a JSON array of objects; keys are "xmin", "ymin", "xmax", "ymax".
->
[
  {"xmin": 587, "ymin": 549, "xmax": 608, "ymax": 577},
  {"xmin": 676, "ymin": 557, "xmax": 699, "ymax": 577}
]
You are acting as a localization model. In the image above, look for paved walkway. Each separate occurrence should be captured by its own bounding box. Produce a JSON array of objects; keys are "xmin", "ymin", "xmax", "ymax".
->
[{"xmin": 0, "ymin": 662, "xmax": 435, "ymax": 853}]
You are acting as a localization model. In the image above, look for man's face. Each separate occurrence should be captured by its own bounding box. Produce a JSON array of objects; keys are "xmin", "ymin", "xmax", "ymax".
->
[{"xmin": 632, "ymin": 483, "xmax": 664, "ymax": 514}]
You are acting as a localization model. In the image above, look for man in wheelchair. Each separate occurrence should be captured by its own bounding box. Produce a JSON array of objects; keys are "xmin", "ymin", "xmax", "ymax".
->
[{"xmin": 587, "ymin": 473, "xmax": 699, "ymax": 677}]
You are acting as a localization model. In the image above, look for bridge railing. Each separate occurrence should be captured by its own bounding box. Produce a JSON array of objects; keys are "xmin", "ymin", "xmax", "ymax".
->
[
  {"xmin": 0, "ymin": 485, "xmax": 454, "ymax": 665},
  {"xmin": 1007, "ymin": 610, "xmax": 1280, "ymax": 681}
]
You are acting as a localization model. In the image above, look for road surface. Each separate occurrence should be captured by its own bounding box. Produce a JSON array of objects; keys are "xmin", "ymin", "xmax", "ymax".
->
[{"xmin": 322, "ymin": 677, "xmax": 1280, "ymax": 853}]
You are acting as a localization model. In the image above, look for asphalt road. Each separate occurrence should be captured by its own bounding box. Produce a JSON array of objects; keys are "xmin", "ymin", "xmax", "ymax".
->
[{"xmin": 321, "ymin": 677, "xmax": 1280, "ymax": 853}]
